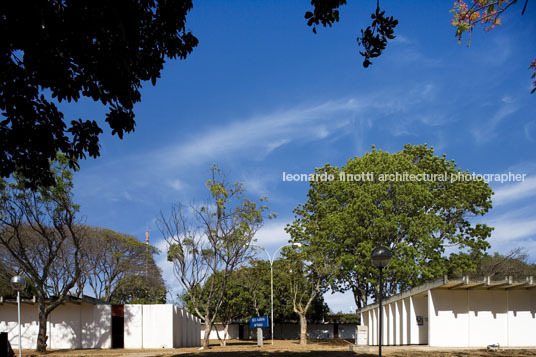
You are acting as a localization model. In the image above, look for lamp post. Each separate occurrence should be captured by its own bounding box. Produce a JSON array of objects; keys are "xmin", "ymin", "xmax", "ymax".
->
[
  {"xmin": 371, "ymin": 246, "xmax": 392, "ymax": 357},
  {"xmin": 10, "ymin": 276, "xmax": 26, "ymax": 357},
  {"xmin": 254, "ymin": 242, "xmax": 302, "ymax": 345}
]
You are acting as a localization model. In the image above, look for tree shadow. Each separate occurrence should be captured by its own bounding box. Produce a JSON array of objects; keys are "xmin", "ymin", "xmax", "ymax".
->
[{"xmin": 170, "ymin": 352, "xmax": 376, "ymax": 357}]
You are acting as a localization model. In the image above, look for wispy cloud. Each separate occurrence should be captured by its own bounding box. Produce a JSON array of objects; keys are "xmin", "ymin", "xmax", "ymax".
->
[
  {"xmin": 156, "ymin": 99, "xmax": 361, "ymax": 170},
  {"xmin": 75, "ymin": 83, "xmax": 455, "ymax": 222},
  {"xmin": 525, "ymin": 121, "xmax": 536, "ymax": 142},
  {"xmin": 472, "ymin": 102, "xmax": 518, "ymax": 143},
  {"xmin": 493, "ymin": 176, "xmax": 536, "ymax": 206},
  {"xmin": 486, "ymin": 207, "xmax": 536, "ymax": 258},
  {"xmin": 167, "ymin": 179, "xmax": 185, "ymax": 191}
]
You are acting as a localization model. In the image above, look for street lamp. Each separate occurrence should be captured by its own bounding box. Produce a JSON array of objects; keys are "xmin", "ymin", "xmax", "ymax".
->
[
  {"xmin": 252, "ymin": 242, "xmax": 302, "ymax": 345},
  {"xmin": 371, "ymin": 246, "xmax": 391, "ymax": 357},
  {"xmin": 10, "ymin": 276, "xmax": 26, "ymax": 357}
]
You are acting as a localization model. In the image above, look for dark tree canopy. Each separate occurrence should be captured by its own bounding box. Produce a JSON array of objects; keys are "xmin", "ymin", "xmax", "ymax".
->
[{"xmin": 0, "ymin": 0, "xmax": 198, "ymax": 188}]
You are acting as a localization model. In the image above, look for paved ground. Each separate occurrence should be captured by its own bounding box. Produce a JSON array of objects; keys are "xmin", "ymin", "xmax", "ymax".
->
[{"xmin": 16, "ymin": 340, "xmax": 536, "ymax": 357}]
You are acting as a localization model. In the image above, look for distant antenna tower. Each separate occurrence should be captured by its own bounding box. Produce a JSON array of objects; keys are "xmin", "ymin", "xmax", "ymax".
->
[{"xmin": 145, "ymin": 228, "xmax": 149, "ymax": 280}]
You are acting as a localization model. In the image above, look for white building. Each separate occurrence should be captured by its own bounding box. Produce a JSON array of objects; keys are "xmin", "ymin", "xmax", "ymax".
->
[
  {"xmin": 123, "ymin": 304, "xmax": 201, "ymax": 348},
  {"xmin": 358, "ymin": 276, "xmax": 536, "ymax": 347},
  {"xmin": 0, "ymin": 297, "xmax": 201, "ymax": 350},
  {"xmin": 0, "ymin": 296, "xmax": 111, "ymax": 349}
]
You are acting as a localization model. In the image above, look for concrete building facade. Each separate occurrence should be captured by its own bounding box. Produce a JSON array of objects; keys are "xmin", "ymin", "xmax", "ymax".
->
[
  {"xmin": 0, "ymin": 296, "xmax": 111, "ymax": 350},
  {"xmin": 358, "ymin": 276, "xmax": 536, "ymax": 347},
  {"xmin": 124, "ymin": 304, "xmax": 201, "ymax": 348},
  {"xmin": 0, "ymin": 298, "xmax": 201, "ymax": 350}
]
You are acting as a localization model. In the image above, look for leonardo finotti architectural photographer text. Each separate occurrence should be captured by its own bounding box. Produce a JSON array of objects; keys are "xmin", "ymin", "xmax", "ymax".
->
[{"xmin": 282, "ymin": 171, "xmax": 527, "ymax": 184}]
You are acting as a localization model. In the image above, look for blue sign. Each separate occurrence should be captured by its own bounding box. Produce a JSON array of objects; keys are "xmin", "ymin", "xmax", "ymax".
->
[{"xmin": 249, "ymin": 315, "xmax": 269, "ymax": 328}]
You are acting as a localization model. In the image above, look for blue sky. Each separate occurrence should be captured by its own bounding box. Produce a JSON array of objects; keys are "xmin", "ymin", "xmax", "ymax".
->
[{"xmin": 65, "ymin": 1, "xmax": 535, "ymax": 312}]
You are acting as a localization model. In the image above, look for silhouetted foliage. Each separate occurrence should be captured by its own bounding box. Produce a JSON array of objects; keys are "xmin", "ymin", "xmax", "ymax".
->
[
  {"xmin": 357, "ymin": 6, "xmax": 398, "ymax": 68},
  {"xmin": 305, "ymin": 0, "xmax": 346, "ymax": 34},
  {"xmin": 0, "ymin": 1, "xmax": 198, "ymax": 188},
  {"xmin": 305, "ymin": 0, "xmax": 398, "ymax": 68}
]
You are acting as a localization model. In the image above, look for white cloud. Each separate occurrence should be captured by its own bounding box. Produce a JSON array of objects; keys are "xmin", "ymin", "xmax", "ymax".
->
[
  {"xmin": 265, "ymin": 138, "xmax": 290, "ymax": 155},
  {"xmin": 157, "ymin": 99, "xmax": 360, "ymax": 170},
  {"xmin": 253, "ymin": 221, "xmax": 292, "ymax": 248},
  {"xmin": 493, "ymin": 177, "xmax": 536, "ymax": 206},
  {"xmin": 168, "ymin": 179, "xmax": 184, "ymax": 191},
  {"xmin": 324, "ymin": 290, "xmax": 356, "ymax": 313},
  {"xmin": 524, "ymin": 121, "xmax": 536, "ymax": 142},
  {"xmin": 472, "ymin": 102, "xmax": 518, "ymax": 143},
  {"xmin": 75, "ymin": 84, "xmax": 451, "ymax": 210},
  {"xmin": 486, "ymin": 210, "xmax": 536, "ymax": 258}
]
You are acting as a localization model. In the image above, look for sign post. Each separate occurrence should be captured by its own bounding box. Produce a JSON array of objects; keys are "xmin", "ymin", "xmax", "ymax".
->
[{"xmin": 249, "ymin": 316, "xmax": 269, "ymax": 347}]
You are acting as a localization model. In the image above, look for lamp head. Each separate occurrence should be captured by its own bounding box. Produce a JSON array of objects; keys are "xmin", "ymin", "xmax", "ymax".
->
[
  {"xmin": 10, "ymin": 275, "xmax": 26, "ymax": 292},
  {"xmin": 292, "ymin": 243, "xmax": 302, "ymax": 247},
  {"xmin": 371, "ymin": 246, "xmax": 392, "ymax": 269}
]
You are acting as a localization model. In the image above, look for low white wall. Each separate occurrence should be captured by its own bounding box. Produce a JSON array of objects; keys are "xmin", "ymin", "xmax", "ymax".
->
[
  {"xmin": 362, "ymin": 293, "xmax": 429, "ymax": 346},
  {"xmin": 124, "ymin": 304, "xmax": 201, "ymax": 348},
  {"xmin": 428, "ymin": 288, "xmax": 536, "ymax": 347},
  {"xmin": 124, "ymin": 304, "xmax": 143, "ymax": 348},
  {"xmin": 174, "ymin": 309, "xmax": 200, "ymax": 347},
  {"xmin": 81, "ymin": 304, "xmax": 110, "ymax": 348},
  {"xmin": 200, "ymin": 323, "xmax": 240, "ymax": 340},
  {"xmin": 143, "ymin": 305, "xmax": 174, "ymax": 348},
  {"xmin": 0, "ymin": 302, "xmax": 110, "ymax": 350}
]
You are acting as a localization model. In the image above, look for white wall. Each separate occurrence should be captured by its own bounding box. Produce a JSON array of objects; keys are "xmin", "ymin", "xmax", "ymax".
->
[
  {"xmin": 428, "ymin": 289, "xmax": 468, "ymax": 347},
  {"xmin": 124, "ymin": 304, "xmax": 143, "ymax": 348},
  {"xmin": 200, "ymin": 323, "xmax": 240, "ymax": 340},
  {"xmin": 0, "ymin": 303, "xmax": 39, "ymax": 349},
  {"xmin": 468, "ymin": 290, "xmax": 508, "ymax": 347},
  {"xmin": 410, "ymin": 295, "xmax": 428, "ymax": 345},
  {"xmin": 507, "ymin": 289, "xmax": 536, "ymax": 347},
  {"xmin": 124, "ymin": 304, "xmax": 200, "ymax": 348},
  {"xmin": 428, "ymin": 288, "xmax": 536, "ymax": 347},
  {"xmin": 48, "ymin": 303, "xmax": 81, "ymax": 349},
  {"xmin": 0, "ymin": 302, "xmax": 110, "ymax": 350},
  {"xmin": 143, "ymin": 305, "xmax": 174, "ymax": 348},
  {"xmin": 81, "ymin": 304, "xmax": 110, "ymax": 348}
]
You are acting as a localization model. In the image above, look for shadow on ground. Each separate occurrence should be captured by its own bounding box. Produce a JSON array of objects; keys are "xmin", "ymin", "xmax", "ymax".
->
[{"xmin": 170, "ymin": 352, "xmax": 372, "ymax": 357}]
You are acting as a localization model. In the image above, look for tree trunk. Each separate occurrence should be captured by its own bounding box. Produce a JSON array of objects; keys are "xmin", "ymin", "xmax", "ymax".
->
[
  {"xmin": 223, "ymin": 323, "xmax": 229, "ymax": 346},
  {"xmin": 36, "ymin": 301, "xmax": 48, "ymax": 352},
  {"xmin": 298, "ymin": 313, "xmax": 307, "ymax": 345},
  {"xmin": 202, "ymin": 322, "xmax": 211, "ymax": 348}
]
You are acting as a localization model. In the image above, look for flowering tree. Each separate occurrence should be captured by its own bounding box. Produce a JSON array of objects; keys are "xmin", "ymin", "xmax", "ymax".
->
[{"xmin": 451, "ymin": 0, "xmax": 535, "ymax": 93}]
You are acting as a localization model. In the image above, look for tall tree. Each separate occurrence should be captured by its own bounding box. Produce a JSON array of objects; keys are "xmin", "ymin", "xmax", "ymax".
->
[
  {"xmin": 110, "ymin": 270, "xmax": 166, "ymax": 304},
  {"xmin": 0, "ymin": 155, "xmax": 83, "ymax": 352},
  {"xmin": 80, "ymin": 227, "xmax": 164, "ymax": 303},
  {"xmin": 281, "ymin": 247, "xmax": 334, "ymax": 345},
  {"xmin": 287, "ymin": 144, "xmax": 494, "ymax": 310},
  {"xmin": 158, "ymin": 165, "xmax": 272, "ymax": 349},
  {"xmin": 0, "ymin": 1, "xmax": 198, "ymax": 188},
  {"xmin": 182, "ymin": 269, "xmax": 251, "ymax": 346},
  {"xmin": 181, "ymin": 258, "xmax": 329, "ymax": 345}
]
